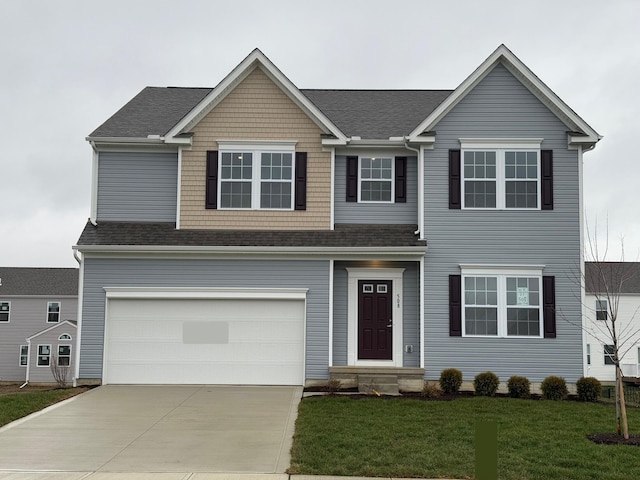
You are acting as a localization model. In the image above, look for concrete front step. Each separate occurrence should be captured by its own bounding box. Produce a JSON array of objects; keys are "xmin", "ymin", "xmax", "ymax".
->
[{"xmin": 329, "ymin": 366, "xmax": 425, "ymax": 392}]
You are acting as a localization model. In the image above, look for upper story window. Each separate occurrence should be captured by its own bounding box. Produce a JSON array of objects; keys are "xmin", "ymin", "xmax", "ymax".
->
[
  {"xmin": 206, "ymin": 142, "xmax": 307, "ymax": 211},
  {"xmin": 462, "ymin": 149, "xmax": 539, "ymax": 209},
  {"xmin": 47, "ymin": 301, "xmax": 61, "ymax": 323},
  {"xmin": 596, "ymin": 299, "xmax": 608, "ymax": 321},
  {"xmin": 346, "ymin": 155, "xmax": 407, "ymax": 204},
  {"xmin": 0, "ymin": 302, "xmax": 9, "ymax": 322},
  {"xmin": 450, "ymin": 139, "xmax": 550, "ymax": 210},
  {"xmin": 359, "ymin": 157, "xmax": 393, "ymax": 202}
]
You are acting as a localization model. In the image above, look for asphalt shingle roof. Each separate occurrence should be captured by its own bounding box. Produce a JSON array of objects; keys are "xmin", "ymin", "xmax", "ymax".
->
[
  {"xmin": 76, "ymin": 221, "xmax": 426, "ymax": 249},
  {"xmin": 301, "ymin": 89, "xmax": 452, "ymax": 139},
  {"xmin": 585, "ymin": 262, "xmax": 640, "ymax": 294},
  {"xmin": 0, "ymin": 268, "xmax": 79, "ymax": 296},
  {"xmin": 88, "ymin": 87, "xmax": 453, "ymax": 140},
  {"xmin": 90, "ymin": 87, "xmax": 213, "ymax": 138}
]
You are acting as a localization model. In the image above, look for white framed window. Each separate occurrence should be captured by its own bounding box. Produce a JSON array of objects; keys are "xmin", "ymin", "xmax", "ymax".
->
[
  {"xmin": 586, "ymin": 344, "xmax": 591, "ymax": 365},
  {"xmin": 47, "ymin": 301, "xmax": 61, "ymax": 323},
  {"xmin": 58, "ymin": 333, "xmax": 72, "ymax": 341},
  {"xmin": 604, "ymin": 345, "xmax": 615, "ymax": 365},
  {"xmin": 0, "ymin": 302, "xmax": 10, "ymax": 322},
  {"xmin": 359, "ymin": 156, "xmax": 394, "ymax": 202},
  {"xmin": 462, "ymin": 266, "xmax": 543, "ymax": 338},
  {"xmin": 218, "ymin": 143, "xmax": 295, "ymax": 210},
  {"xmin": 596, "ymin": 299, "xmax": 608, "ymax": 321},
  {"xmin": 19, "ymin": 345, "xmax": 28, "ymax": 366},
  {"xmin": 57, "ymin": 345, "xmax": 72, "ymax": 366},
  {"xmin": 37, "ymin": 344, "xmax": 51, "ymax": 367},
  {"xmin": 461, "ymin": 140, "xmax": 541, "ymax": 210}
]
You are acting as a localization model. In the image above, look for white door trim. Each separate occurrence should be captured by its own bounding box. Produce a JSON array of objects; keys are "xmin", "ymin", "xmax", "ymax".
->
[{"xmin": 346, "ymin": 267, "xmax": 404, "ymax": 367}]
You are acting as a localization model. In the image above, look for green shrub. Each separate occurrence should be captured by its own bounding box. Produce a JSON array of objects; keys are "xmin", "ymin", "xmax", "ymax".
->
[
  {"xmin": 324, "ymin": 379, "xmax": 342, "ymax": 394},
  {"xmin": 576, "ymin": 376, "xmax": 602, "ymax": 402},
  {"xmin": 474, "ymin": 372, "xmax": 500, "ymax": 396},
  {"xmin": 507, "ymin": 376, "xmax": 531, "ymax": 399},
  {"xmin": 421, "ymin": 381, "xmax": 442, "ymax": 398},
  {"xmin": 541, "ymin": 376, "xmax": 568, "ymax": 400},
  {"xmin": 439, "ymin": 368, "xmax": 463, "ymax": 395}
]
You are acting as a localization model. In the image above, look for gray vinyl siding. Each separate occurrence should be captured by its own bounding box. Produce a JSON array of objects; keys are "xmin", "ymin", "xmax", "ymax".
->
[
  {"xmin": 97, "ymin": 152, "xmax": 178, "ymax": 222},
  {"xmin": 27, "ymin": 323, "xmax": 77, "ymax": 383},
  {"xmin": 423, "ymin": 63, "xmax": 583, "ymax": 382},
  {"xmin": 80, "ymin": 258, "xmax": 330, "ymax": 381},
  {"xmin": 332, "ymin": 261, "xmax": 420, "ymax": 367},
  {"xmin": 334, "ymin": 156, "xmax": 418, "ymax": 224},
  {"xmin": 0, "ymin": 297, "xmax": 77, "ymax": 382}
]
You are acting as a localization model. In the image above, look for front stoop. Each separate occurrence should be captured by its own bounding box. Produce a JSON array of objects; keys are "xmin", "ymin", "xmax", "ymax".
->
[{"xmin": 329, "ymin": 366, "xmax": 425, "ymax": 393}]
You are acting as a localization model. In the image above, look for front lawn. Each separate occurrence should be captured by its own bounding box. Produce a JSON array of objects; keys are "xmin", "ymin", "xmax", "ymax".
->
[
  {"xmin": 290, "ymin": 395, "xmax": 640, "ymax": 480},
  {"xmin": 0, "ymin": 387, "xmax": 88, "ymax": 428}
]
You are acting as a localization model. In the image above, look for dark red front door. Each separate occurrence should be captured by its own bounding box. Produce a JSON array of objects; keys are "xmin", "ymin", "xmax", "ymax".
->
[{"xmin": 358, "ymin": 280, "xmax": 392, "ymax": 360}]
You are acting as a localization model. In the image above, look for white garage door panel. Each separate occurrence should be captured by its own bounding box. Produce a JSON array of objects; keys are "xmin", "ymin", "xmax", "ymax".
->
[{"xmin": 105, "ymin": 298, "xmax": 304, "ymax": 385}]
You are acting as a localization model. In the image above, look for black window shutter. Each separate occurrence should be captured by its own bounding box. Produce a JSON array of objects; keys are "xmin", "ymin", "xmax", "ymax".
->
[
  {"xmin": 449, "ymin": 149, "xmax": 461, "ymax": 209},
  {"xmin": 395, "ymin": 156, "xmax": 407, "ymax": 203},
  {"xmin": 346, "ymin": 156, "xmax": 358, "ymax": 202},
  {"xmin": 449, "ymin": 275, "xmax": 462, "ymax": 336},
  {"xmin": 543, "ymin": 276, "xmax": 556, "ymax": 338},
  {"xmin": 541, "ymin": 150, "xmax": 553, "ymax": 210},
  {"xmin": 205, "ymin": 151, "xmax": 218, "ymax": 209},
  {"xmin": 294, "ymin": 152, "xmax": 307, "ymax": 210}
]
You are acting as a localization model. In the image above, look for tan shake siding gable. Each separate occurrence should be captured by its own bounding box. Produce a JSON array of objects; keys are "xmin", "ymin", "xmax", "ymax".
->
[{"xmin": 180, "ymin": 66, "xmax": 331, "ymax": 230}]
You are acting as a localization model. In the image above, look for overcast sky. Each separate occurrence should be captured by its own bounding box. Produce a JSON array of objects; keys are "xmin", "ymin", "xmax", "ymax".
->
[{"xmin": 1, "ymin": 0, "xmax": 638, "ymax": 267}]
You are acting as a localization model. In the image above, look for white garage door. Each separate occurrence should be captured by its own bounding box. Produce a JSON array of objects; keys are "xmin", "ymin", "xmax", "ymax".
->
[{"xmin": 104, "ymin": 298, "xmax": 305, "ymax": 385}]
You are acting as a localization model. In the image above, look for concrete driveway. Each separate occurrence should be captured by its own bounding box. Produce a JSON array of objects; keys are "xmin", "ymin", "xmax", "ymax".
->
[{"xmin": 0, "ymin": 385, "xmax": 302, "ymax": 476}]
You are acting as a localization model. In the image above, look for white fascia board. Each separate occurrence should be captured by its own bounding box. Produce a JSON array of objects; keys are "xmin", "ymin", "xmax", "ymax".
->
[
  {"xmin": 104, "ymin": 286, "xmax": 308, "ymax": 300},
  {"xmin": 26, "ymin": 320, "xmax": 78, "ymax": 341},
  {"xmin": 89, "ymin": 141, "xmax": 179, "ymax": 153},
  {"xmin": 165, "ymin": 49, "xmax": 347, "ymax": 143},
  {"xmin": 408, "ymin": 45, "xmax": 601, "ymax": 146}
]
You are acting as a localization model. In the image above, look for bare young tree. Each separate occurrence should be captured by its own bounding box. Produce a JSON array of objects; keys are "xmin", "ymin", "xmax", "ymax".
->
[
  {"xmin": 584, "ymin": 223, "xmax": 640, "ymax": 440},
  {"xmin": 49, "ymin": 354, "xmax": 71, "ymax": 388}
]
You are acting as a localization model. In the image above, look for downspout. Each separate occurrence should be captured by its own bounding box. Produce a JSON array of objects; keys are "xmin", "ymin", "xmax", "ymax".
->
[
  {"xmin": 20, "ymin": 340, "xmax": 30, "ymax": 388},
  {"xmin": 72, "ymin": 247, "xmax": 83, "ymax": 387},
  {"xmin": 404, "ymin": 139, "xmax": 426, "ymax": 371}
]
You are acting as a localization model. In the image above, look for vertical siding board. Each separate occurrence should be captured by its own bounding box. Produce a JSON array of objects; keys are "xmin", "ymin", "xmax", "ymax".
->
[
  {"xmin": 335, "ymin": 156, "xmax": 419, "ymax": 224},
  {"xmin": 97, "ymin": 152, "xmax": 178, "ymax": 222},
  {"xmin": 423, "ymin": 64, "xmax": 583, "ymax": 382},
  {"xmin": 80, "ymin": 259, "xmax": 330, "ymax": 380}
]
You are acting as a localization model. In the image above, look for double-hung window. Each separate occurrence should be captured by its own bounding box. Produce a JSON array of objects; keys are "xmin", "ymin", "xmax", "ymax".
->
[
  {"xmin": 596, "ymin": 299, "xmax": 608, "ymax": 321},
  {"xmin": 604, "ymin": 345, "xmax": 615, "ymax": 365},
  {"xmin": 37, "ymin": 345, "xmax": 51, "ymax": 366},
  {"xmin": 461, "ymin": 140, "xmax": 542, "ymax": 209},
  {"xmin": 462, "ymin": 267, "xmax": 543, "ymax": 337},
  {"xmin": 47, "ymin": 301, "xmax": 60, "ymax": 323},
  {"xmin": 359, "ymin": 156, "xmax": 393, "ymax": 202},
  {"xmin": 0, "ymin": 302, "xmax": 9, "ymax": 322},
  {"xmin": 58, "ymin": 345, "xmax": 72, "ymax": 366},
  {"xmin": 19, "ymin": 345, "xmax": 28, "ymax": 366},
  {"xmin": 217, "ymin": 143, "xmax": 295, "ymax": 210}
]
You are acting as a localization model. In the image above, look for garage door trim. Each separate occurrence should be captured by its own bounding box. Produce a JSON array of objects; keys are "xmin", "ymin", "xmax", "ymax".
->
[{"xmin": 102, "ymin": 287, "xmax": 308, "ymax": 385}]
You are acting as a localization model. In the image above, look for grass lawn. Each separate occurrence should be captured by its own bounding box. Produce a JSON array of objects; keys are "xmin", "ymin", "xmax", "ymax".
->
[
  {"xmin": 289, "ymin": 395, "xmax": 640, "ymax": 480},
  {"xmin": 0, "ymin": 387, "xmax": 87, "ymax": 428}
]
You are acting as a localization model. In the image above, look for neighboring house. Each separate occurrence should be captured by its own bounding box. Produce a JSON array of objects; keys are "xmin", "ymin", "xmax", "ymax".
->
[
  {"xmin": 584, "ymin": 262, "xmax": 640, "ymax": 382},
  {"xmin": 0, "ymin": 268, "xmax": 78, "ymax": 384},
  {"xmin": 74, "ymin": 44, "xmax": 600, "ymax": 390}
]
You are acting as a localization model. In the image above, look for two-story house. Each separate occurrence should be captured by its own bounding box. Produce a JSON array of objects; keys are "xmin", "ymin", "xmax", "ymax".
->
[
  {"xmin": 0, "ymin": 268, "xmax": 78, "ymax": 384},
  {"xmin": 73, "ymin": 45, "xmax": 600, "ymax": 391},
  {"xmin": 584, "ymin": 262, "xmax": 640, "ymax": 382}
]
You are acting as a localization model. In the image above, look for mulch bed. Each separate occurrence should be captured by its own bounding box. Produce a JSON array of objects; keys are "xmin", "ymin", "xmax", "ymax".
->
[
  {"xmin": 0, "ymin": 384, "xmax": 91, "ymax": 396},
  {"xmin": 588, "ymin": 433, "xmax": 640, "ymax": 446}
]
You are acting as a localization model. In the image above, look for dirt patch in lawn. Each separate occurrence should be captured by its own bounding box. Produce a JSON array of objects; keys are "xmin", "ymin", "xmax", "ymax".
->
[
  {"xmin": 588, "ymin": 433, "xmax": 640, "ymax": 447},
  {"xmin": 0, "ymin": 383, "xmax": 91, "ymax": 397}
]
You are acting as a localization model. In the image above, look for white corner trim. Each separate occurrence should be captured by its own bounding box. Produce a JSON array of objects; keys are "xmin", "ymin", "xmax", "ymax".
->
[
  {"xmin": 176, "ymin": 147, "xmax": 182, "ymax": 229},
  {"xmin": 346, "ymin": 268, "xmax": 405, "ymax": 367},
  {"xmin": 330, "ymin": 147, "xmax": 335, "ymax": 230},
  {"xmin": 90, "ymin": 149, "xmax": 99, "ymax": 223},
  {"xmin": 328, "ymin": 260, "xmax": 334, "ymax": 367},
  {"xmin": 103, "ymin": 287, "xmax": 309, "ymax": 300}
]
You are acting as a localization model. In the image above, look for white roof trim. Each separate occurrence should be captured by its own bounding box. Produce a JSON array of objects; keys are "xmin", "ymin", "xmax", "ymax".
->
[
  {"xmin": 26, "ymin": 320, "xmax": 77, "ymax": 341},
  {"xmin": 165, "ymin": 49, "xmax": 347, "ymax": 143},
  {"xmin": 408, "ymin": 44, "xmax": 601, "ymax": 146}
]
